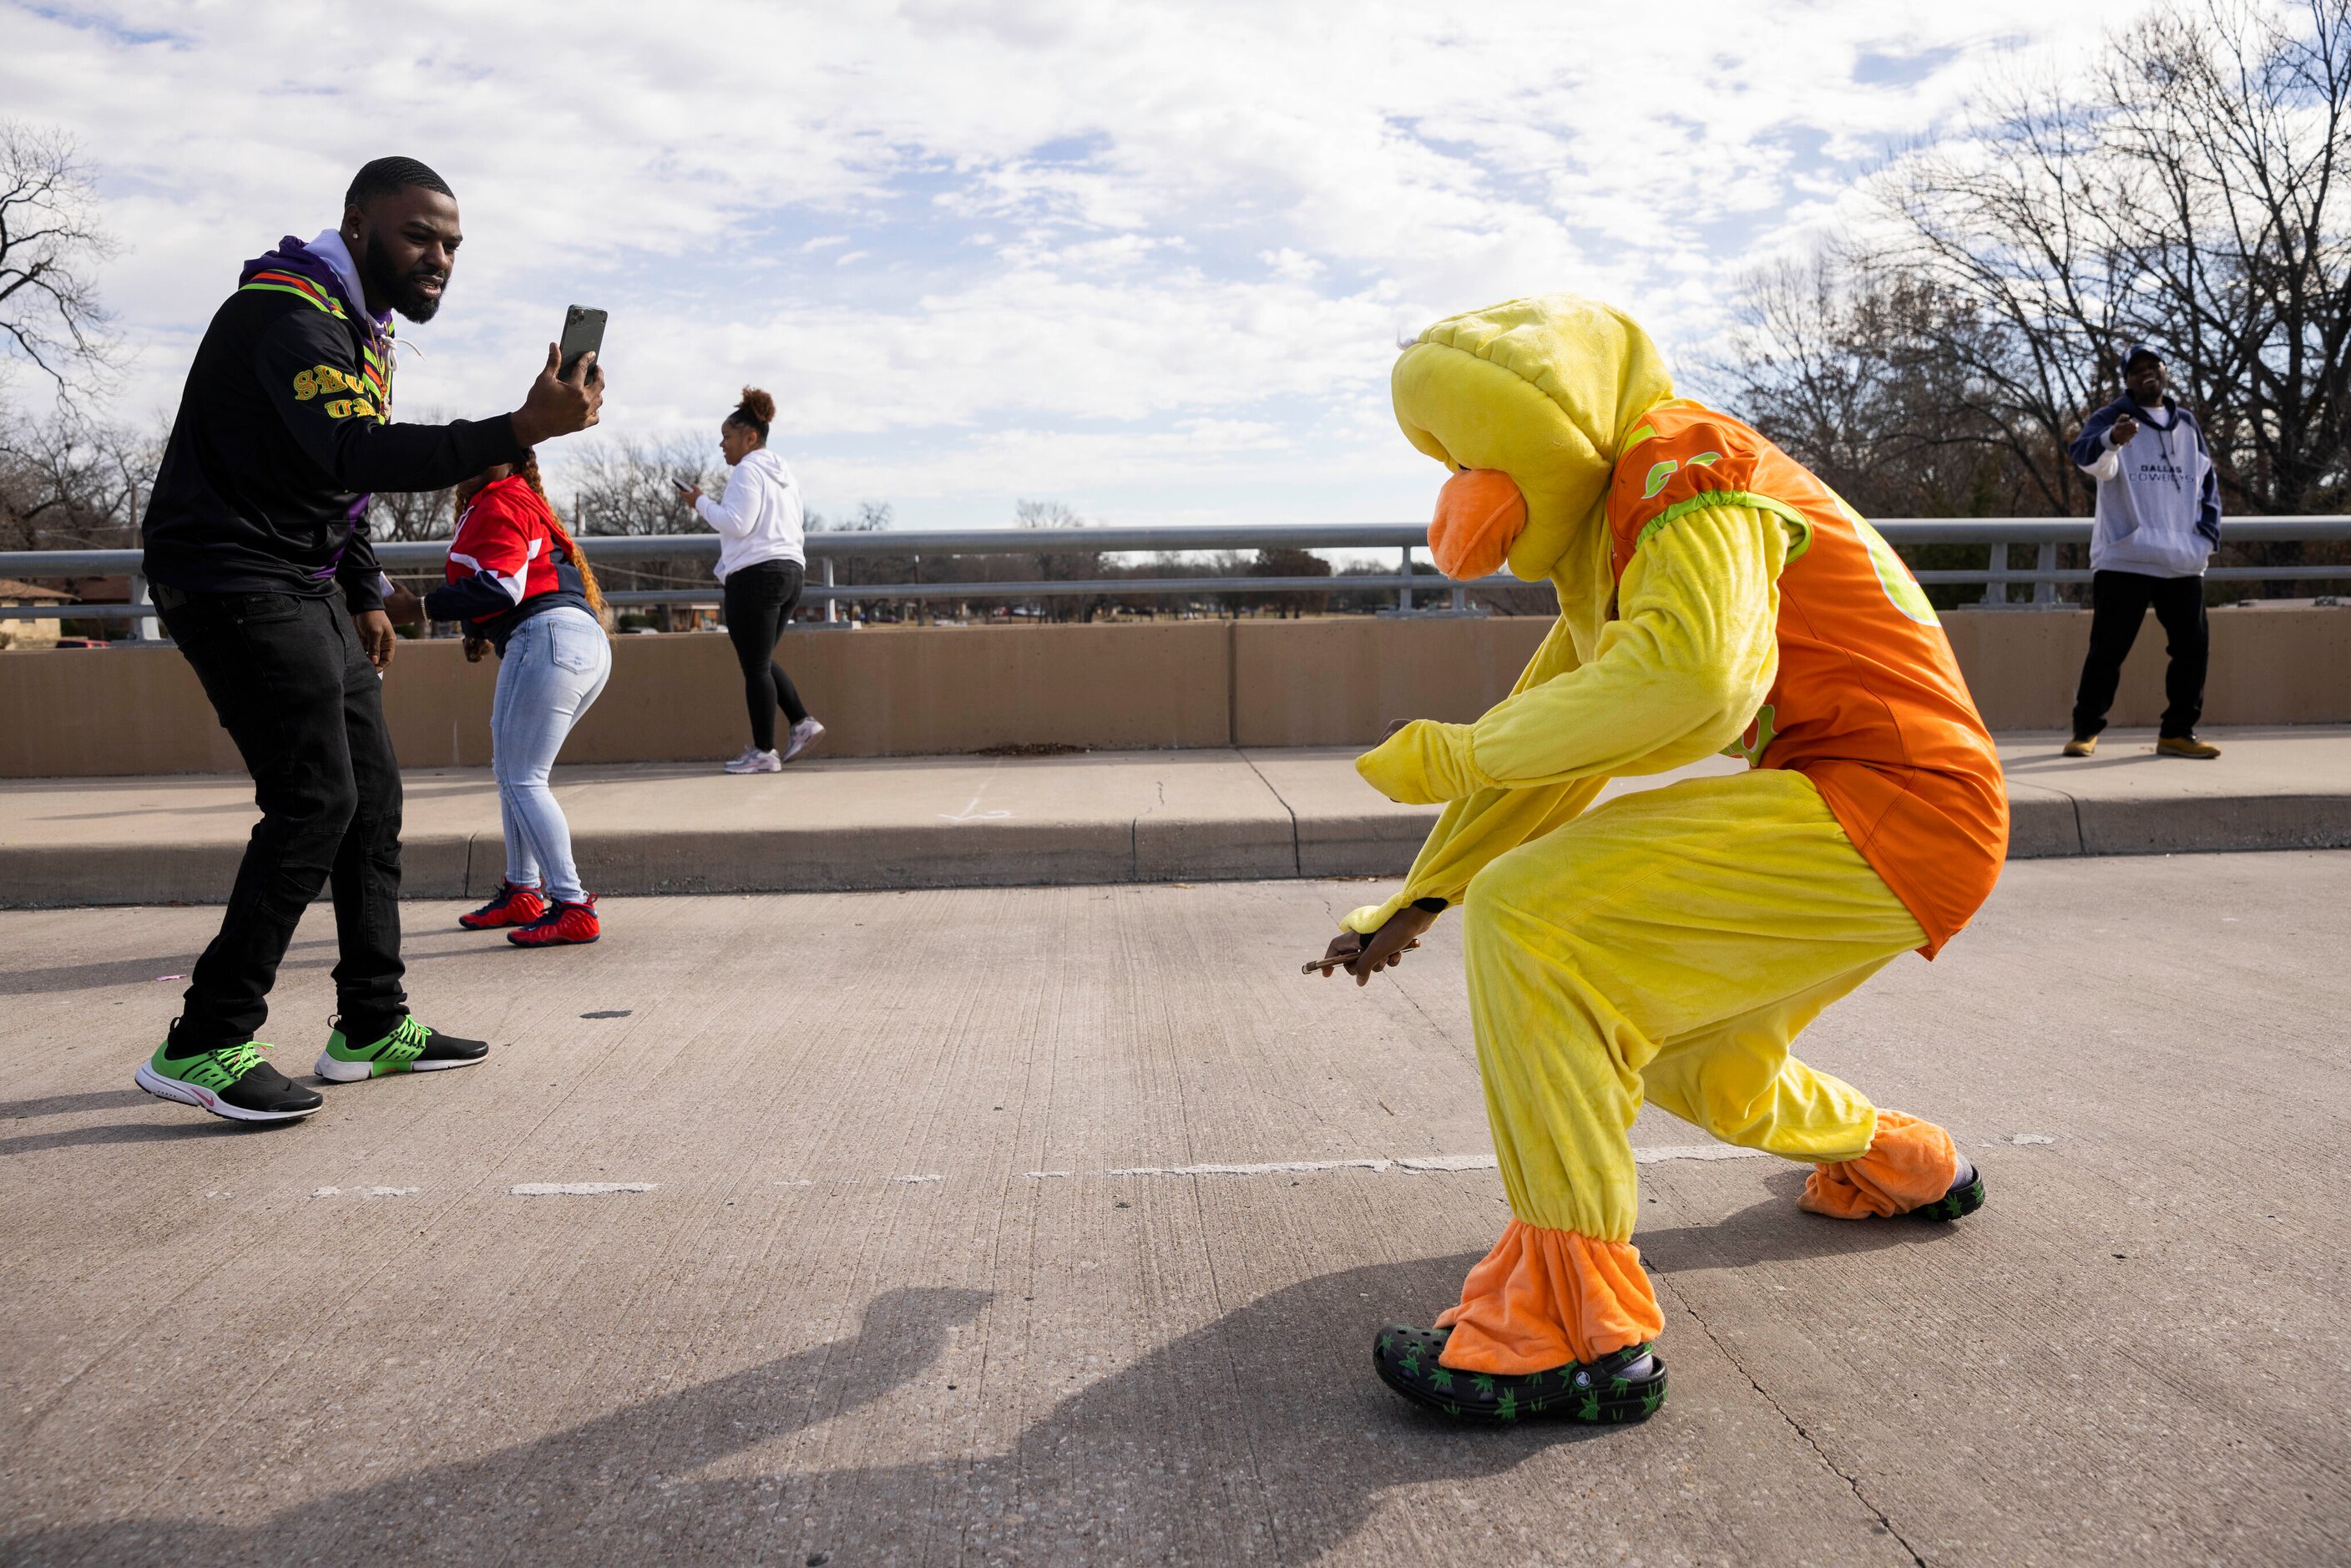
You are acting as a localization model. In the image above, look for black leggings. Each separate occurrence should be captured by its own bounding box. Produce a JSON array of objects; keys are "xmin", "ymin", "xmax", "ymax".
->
[{"xmin": 721, "ymin": 559, "xmax": 810, "ymax": 751}]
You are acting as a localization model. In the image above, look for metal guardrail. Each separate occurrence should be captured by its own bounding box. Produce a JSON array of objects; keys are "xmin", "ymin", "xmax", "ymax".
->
[{"xmin": 4, "ymin": 518, "xmax": 2348, "ymax": 638}]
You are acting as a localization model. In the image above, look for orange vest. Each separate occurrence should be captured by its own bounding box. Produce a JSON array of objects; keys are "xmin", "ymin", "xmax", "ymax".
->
[{"xmin": 1605, "ymin": 403, "xmax": 2008, "ymax": 955}]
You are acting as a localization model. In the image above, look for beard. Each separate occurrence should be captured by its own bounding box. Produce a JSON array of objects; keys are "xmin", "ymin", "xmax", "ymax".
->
[{"xmin": 361, "ymin": 229, "xmax": 447, "ymax": 322}]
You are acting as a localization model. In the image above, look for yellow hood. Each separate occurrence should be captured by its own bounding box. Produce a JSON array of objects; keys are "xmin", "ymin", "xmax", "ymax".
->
[{"xmin": 1391, "ymin": 295, "xmax": 1675, "ymax": 660}]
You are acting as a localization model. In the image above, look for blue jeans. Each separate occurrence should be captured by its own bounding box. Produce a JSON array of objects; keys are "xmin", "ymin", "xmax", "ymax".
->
[{"xmin": 491, "ymin": 606, "xmax": 610, "ymax": 903}]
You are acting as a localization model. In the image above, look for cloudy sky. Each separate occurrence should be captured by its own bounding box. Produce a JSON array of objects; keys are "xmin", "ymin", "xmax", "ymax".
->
[{"xmin": 5, "ymin": 1, "xmax": 2144, "ymax": 530}]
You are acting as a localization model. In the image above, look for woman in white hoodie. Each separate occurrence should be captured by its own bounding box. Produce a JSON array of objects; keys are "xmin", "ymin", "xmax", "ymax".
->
[{"xmin": 675, "ymin": 387, "xmax": 825, "ymax": 772}]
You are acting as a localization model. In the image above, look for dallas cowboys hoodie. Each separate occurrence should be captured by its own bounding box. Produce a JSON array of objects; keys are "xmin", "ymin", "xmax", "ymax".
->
[{"xmin": 2067, "ymin": 394, "xmax": 2222, "ymax": 579}]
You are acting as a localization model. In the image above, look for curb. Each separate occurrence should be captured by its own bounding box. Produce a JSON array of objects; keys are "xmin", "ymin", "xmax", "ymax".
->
[{"xmin": 4, "ymin": 792, "xmax": 2348, "ymax": 908}]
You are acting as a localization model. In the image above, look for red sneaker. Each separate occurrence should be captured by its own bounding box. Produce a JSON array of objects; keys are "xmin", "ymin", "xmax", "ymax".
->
[
  {"xmin": 460, "ymin": 881, "xmax": 546, "ymax": 930},
  {"xmin": 508, "ymin": 896, "xmax": 600, "ymax": 948}
]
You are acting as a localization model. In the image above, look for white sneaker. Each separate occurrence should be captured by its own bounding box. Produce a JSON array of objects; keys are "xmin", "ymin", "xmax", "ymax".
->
[
  {"xmin": 781, "ymin": 717, "xmax": 827, "ymax": 764},
  {"xmin": 725, "ymin": 747, "xmax": 782, "ymax": 775}
]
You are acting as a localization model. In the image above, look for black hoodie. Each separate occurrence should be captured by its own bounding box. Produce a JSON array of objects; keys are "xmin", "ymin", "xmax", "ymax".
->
[{"xmin": 141, "ymin": 235, "xmax": 524, "ymax": 610}]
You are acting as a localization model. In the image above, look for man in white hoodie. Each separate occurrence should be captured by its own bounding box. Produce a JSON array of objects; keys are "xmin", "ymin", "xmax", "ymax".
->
[{"xmin": 2062, "ymin": 343, "xmax": 2224, "ymax": 759}]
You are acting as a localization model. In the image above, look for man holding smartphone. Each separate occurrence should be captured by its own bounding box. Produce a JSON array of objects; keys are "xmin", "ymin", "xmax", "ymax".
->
[
  {"xmin": 134, "ymin": 155, "xmax": 605, "ymax": 1122},
  {"xmin": 2060, "ymin": 343, "xmax": 2224, "ymax": 759}
]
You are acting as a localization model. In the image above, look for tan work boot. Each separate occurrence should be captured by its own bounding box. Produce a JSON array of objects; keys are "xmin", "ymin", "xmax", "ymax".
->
[
  {"xmin": 2157, "ymin": 734, "xmax": 2222, "ymax": 759},
  {"xmin": 2062, "ymin": 735, "xmax": 2097, "ymax": 757}
]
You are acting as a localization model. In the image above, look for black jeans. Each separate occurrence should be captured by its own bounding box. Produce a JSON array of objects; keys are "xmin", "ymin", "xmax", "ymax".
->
[
  {"xmin": 2070, "ymin": 569, "xmax": 2210, "ymax": 741},
  {"xmin": 157, "ymin": 589, "xmax": 406, "ymax": 1050},
  {"xmin": 721, "ymin": 560, "xmax": 811, "ymax": 752}
]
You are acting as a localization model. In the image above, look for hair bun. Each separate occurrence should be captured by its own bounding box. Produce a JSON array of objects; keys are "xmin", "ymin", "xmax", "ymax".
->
[{"xmin": 736, "ymin": 387, "xmax": 776, "ymax": 426}]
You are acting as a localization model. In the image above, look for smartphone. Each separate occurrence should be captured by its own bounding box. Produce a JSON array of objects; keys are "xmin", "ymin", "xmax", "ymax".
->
[
  {"xmin": 670, "ymin": 476, "xmax": 695, "ymax": 494},
  {"xmin": 558, "ymin": 306, "xmax": 607, "ymax": 380},
  {"xmin": 1302, "ymin": 939, "xmax": 1419, "ymax": 974}
]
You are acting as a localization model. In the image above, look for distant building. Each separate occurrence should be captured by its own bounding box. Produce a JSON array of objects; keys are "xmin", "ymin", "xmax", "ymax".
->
[{"xmin": 0, "ymin": 578, "xmax": 74, "ymax": 650}]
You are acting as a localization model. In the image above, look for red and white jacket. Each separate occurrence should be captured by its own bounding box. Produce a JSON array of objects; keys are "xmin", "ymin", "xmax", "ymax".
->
[{"xmin": 422, "ymin": 475, "xmax": 592, "ymax": 649}]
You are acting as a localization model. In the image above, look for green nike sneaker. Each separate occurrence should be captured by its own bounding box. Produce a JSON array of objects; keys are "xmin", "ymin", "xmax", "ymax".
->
[
  {"xmin": 134, "ymin": 1039, "xmax": 322, "ymax": 1123},
  {"xmin": 316, "ymin": 1015, "xmax": 491, "ymax": 1083}
]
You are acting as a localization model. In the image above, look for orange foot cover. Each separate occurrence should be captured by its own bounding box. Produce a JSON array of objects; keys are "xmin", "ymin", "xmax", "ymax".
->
[
  {"xmin": 1433, "ymin": 1219, "xmax": 1663, "ymax": 1373},
  {"xmin": 1798, "ymin": 1108, "xmax": 1959, "ymax": 1219}
]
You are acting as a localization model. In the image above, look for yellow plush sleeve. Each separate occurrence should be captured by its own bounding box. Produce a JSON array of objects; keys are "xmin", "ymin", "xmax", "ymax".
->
[
  {"xmin": 1342, "ymin": 620, "xmax": 1606, "ymax": 933},
  {"xmin": 1343, "ymin": 503, "xmax": 1787, "ymax": 933}
]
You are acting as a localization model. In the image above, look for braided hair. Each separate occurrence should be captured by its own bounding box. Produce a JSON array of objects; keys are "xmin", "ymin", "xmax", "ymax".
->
[
  {"xmin": 450, "ymin": 454, "xmax": 606, "ymax": 618},
  {"xmin": 517, "ymin": 453, "xmax": 605, "ymax": 618}
]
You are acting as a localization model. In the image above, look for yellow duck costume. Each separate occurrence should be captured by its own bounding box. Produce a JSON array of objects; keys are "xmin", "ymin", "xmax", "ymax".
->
[{"xmin": 1352, "ymin": 296, "xmax": 2009, "ymax": 1424}]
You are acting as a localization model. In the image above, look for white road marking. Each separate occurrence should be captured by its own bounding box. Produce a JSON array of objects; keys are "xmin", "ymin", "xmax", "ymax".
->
[
  {"xmin": 1632, "ymin": 1144, "xmax": 1775, "ymax": 1166},
  {"xmin": 1108, "ymin": 1159, "xmax": 1403, "ymax": 1177},
  {"xmin": 1098, "ymin": 1146, "xmax": 1769, "ymax": 1180},
  {"xmin": 939, "ymin": 777, "xmax": 1013, "ymax": 823},
  {"xmin": 299, "ymin": 1136, "xmax": 2023, "ymax": 1205}
]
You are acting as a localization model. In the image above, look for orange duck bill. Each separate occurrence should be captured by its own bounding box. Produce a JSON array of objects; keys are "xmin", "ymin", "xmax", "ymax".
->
[{"xmin": 1428, "ymin": 468, "xmax": 1529, "ymax": 581}]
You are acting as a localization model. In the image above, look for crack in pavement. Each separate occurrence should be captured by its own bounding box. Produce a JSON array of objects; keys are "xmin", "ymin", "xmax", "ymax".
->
[
  {"xmin": 1676, "ymin": 1296, "xmax": 1930, "ymax": 1568},
  {"xmin": 1239, "ymin": 751, "xmax": 1302, "ymax": 876}
]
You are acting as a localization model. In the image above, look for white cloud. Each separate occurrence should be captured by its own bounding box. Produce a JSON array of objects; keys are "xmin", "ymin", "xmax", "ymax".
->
[{"xmin": 0, "ymin": 0, "xmax": 2151, "ymax": 525}]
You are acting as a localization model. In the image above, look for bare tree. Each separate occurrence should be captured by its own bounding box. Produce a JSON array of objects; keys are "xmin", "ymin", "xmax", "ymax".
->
[
  {"xmin": 0, "ymin": 121, "xmax": 119, "ymax": 397},
  {"xmin": 808, "ymin": 498, "xmax": 893, "ymax": 534},
  {"xmin": 368, "ymin": 483, "xmax": 459, "ymax": 543},
  {"xmin": 1716, "ymin": 255, "xmax": 2057, "ymax": 606},
  {"xmin": 811, "ymin": 501, "xmax": 915, "ymax": 619},
  {"xmin": 1017, "ymin": 498, "xmax": 1104, "ymax": 621},
  {"xmin": 1856, "ymin": 0, "xmax": 2351, "ymax": 520},
  {"xmin": 569, "ymin": 436, "xmax": 722, "ymax": 538},
  {"xmin": 1718, "ymin": 0, "xmax": 2351, "ymax": 599},
  {"xmin": 1859, "ymin": 78, "xmax": 2134, "ymax": 517},
  {"xmin": 1718, "ymin": 254, "xmax": 2044, "ymax": 518},
  {"xmin": 558, "ymin": 436, "xmax": 727, "ymax": 623},
  {"xmin": 0, "ymin": 405, "xmax": 160, "ymax": 553},
  {"xmin": 2101, "ymin": 0, "xmax": 2351, "ymax": 517}
]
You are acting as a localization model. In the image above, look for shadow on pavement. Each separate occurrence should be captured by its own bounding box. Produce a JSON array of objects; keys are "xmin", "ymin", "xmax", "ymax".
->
[
  {"xmin": 0, "ymin": 935, "xmax": 493, "ymax": 997},
  {"xmin": 0, "ymin": 1088, "xmax": 151, "ymax": 1120},
  {"xmin": 0, "ymin": 956, "xmax": 205, "ymax": 996},
  {"xmin": 3, "ymin": 1257, "xmax": 1611, "ymax": 1565},
  {"xmin": 1639, "ymin": 1172, "xmax": 1969, "ymax": 1275},
  {"xmin": 0, "ymin": 1118, "xmax": 270, "ymax": 1157}
]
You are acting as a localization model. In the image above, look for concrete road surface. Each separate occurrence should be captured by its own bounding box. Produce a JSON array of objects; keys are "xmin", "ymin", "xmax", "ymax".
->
[{"xmin": 3, "ymin": 852, "xmax": 2348, "ymax": 1565}]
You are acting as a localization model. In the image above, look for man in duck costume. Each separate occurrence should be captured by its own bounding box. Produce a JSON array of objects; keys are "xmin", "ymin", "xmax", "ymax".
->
[{"xmin": 1332, "ymin": 296, "xmax": 2008, "ymax": 1424}]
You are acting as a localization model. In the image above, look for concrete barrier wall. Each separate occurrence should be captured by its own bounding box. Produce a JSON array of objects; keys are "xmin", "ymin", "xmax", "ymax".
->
[
  {"xmin": 1939, "ymin": 609, "xmax": 2351, "ymax": 730},
  {"xmin": 3, "ymin": 607, "xmax": 2345, "ymax": 777},
  {"xmin": 1231, "ymin": 616, "xmax": 1553, "ymax": 746}
]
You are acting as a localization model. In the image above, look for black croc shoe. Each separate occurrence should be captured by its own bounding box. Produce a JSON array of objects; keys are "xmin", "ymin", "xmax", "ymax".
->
[
  {"xmin": 1910, "ymin": 1159, "xmax": 1985, "ymax": 1222},
  {"xmin": 1373, "ymin": 1324, "xmax": 1666, "ymax": 1424}
]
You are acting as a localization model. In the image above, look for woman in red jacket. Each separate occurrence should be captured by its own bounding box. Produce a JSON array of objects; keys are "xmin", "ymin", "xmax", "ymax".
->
[{"xmin": 420, "ymin": 452, "xmax": 612, "ymax": 946}]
